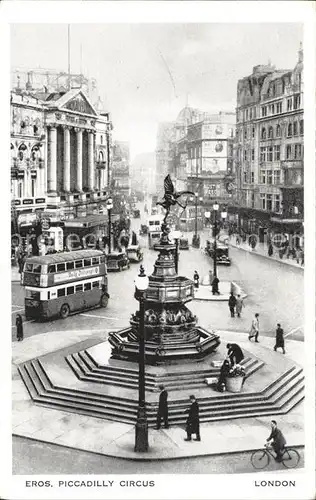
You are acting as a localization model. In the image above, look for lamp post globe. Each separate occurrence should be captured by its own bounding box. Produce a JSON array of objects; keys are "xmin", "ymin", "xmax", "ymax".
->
[{"xmin": 134, "ymin": 265, "xmax": 149, "ymax": 453}]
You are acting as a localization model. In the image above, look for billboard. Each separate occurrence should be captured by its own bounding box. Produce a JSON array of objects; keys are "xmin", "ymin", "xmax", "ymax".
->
[
  {"xmin": 202, "ymin": 158, "xmax": 227, "ymax": 174},
  {"xmin": 202, "ymin": 140, "xmax": 227, "ymax": 157}
]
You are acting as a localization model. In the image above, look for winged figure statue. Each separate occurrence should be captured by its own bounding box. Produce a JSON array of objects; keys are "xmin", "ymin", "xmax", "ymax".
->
[{"xmin": 157, "ymin": 175, "xmax": 195, "ymax": 223}]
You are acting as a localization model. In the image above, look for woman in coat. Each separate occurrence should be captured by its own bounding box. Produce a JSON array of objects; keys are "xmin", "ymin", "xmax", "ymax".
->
[
  {"xmin": 184, "ymin": 395, "xmax": 201, "ymax": 441},
  {"xmin": 16, "ymin": 314, "xmax": 24, "ymax": 341}
]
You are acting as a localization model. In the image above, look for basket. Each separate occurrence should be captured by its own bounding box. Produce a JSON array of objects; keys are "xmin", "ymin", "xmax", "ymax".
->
[{"xmin": 226, "ymin": 376, "xmax": 244, "ymax": 393}]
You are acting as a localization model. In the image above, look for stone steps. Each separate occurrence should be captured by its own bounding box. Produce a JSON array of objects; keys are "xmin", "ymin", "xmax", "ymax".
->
[{"xmin": 18, "ymin": 358, "xmax": 304, "ymax": 427}]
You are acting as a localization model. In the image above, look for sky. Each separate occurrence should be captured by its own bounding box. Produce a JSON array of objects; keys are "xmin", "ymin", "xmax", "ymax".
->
[{"xmin": 11, "ymin": 23, "xmax": 303, "ymax": 160}]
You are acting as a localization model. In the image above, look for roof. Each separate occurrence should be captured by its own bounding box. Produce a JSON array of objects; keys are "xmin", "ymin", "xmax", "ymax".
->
[{"xmin": 25, "ymin": 249, "xmax": 104, "ymax": 265}]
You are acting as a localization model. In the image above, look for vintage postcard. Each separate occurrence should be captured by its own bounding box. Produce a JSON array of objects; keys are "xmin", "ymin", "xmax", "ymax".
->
[{"xmin": 0, "ymin": 1, "xmax": 315, "ymax": 500}]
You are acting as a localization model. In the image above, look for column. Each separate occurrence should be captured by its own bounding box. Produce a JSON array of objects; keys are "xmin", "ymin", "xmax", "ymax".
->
[
  {"xmin": 47, "ymin": 126, "xmax": 57, "ymax": 193},
  {"xmin": 75, "ymin": 128, "xmax": 83, "ymax": 192},
  {"xmin": 63, "ymin": 126, "xmax": 71, "ymax": 192},
  {"xmin": 88, "ymin": 131, "xmax": 95, "ymax": 191}
]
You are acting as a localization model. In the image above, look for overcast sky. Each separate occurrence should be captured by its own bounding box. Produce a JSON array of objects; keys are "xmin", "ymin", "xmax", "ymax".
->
[{"xmin": 11, "ymin": 23, "xmax": 303, "ymax": 159}]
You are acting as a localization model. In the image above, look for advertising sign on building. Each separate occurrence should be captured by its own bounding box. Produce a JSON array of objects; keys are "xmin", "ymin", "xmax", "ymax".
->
[
  {"xmin": 202, "ymin": 158, "xmax": 227, "ymax": 174},
  {"xmin": 202, "ymin": 123, "xmax": 229, "ymax": 140},
  {"xmin": 202, "ymin": 140, "xmax": 227, "ymax": 157}
]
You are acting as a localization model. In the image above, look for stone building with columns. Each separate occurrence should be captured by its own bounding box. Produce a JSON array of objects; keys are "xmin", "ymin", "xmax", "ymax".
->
[{"xmin": 11, "ymin": 87, "xmax": 112, "ymax": 231}]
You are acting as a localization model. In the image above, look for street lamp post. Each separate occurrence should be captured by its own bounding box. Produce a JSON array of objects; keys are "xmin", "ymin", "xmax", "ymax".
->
[
  {"xmin": 213, "ymin": 202, "xmax": 219, "ymax": 278},
  {"xmin": 171, "ymin": 230, "xmax": 182, "ymax": 274},
  {"xmin": 106, "ymin": 197, "xmax": 113, "ymax": 254},
  {"xmin": 134, "ymin": 265, "xmax": 149, "ymax": 452}
]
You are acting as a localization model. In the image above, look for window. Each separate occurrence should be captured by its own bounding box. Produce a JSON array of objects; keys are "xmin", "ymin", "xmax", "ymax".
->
[
  {"xmin": 57, "ymin": 288, "xmax": 66, "ymax": 298},
  {"xmin": 268, "ymin": 147, "xmax": 273, "ymax": 162},
  {"xmin": 92, "ymin": 257, "xmax": 100, "ymax": 265},
  {"xmin": 276, "ymin": 102, "xmax": 282, "ymax": 114},
  {"xmin": 251, "ymin": 172, "xmax": 254, "ymax": 183},
  {"xmin": 294, "ymin": 144, "xmax": 302, "ymax": 159},
  {"xmin": 293, "ymin": 94, "xmax": 301, "ymax": 109},
  {"xmin": 267, "ymin": 194, "xmax": 272, "ymax": 211},
  {"xmin": 293, "ymin": 122, "xmax": 298, "ymax": 136},
  {"xmin": 31, "ymin": 179, "xmax": 36, "ymax": 198},
  {"xmin": 18, "ymin": 182, "xmax": 23, "ymax": 198},
  {"xmin": 260, "ymin": 146, "xmax": 267, "ymax": 163},
  {"xmin": 100, "ymin": 135, "xmax": 103, "ymax": 145},
  {"xmin": 75, "ymin": 260, "xmax": 83, "ymax": 269},
  {"xmin": 273, "ymin": 170, "xmax": 281, "ymax": 184},
  {"xmin": 268, "ymin": 127, "xmax": 273, "ymax": 139},
  {"xmin": 26, "ymin": 290, "xmax": 40, "ymax": 300},
  {"xmin": 48, "ymin": 264, "xmax": 56, "ymax": 273},
  {"xmin": 274, "ymin": 145, "xmax": 280, "ymax": 161},
  {"xmin": 244, "ymin": 150, "xmax": 247, "ymax": 161},
  {"xmin": 260, "ymin": 170, "xmax": 266, "ymax": 184},
  {"xmin": 299, "ymin": 120, "xmax": 304, "ymax": 135},
  {"xmin": 92, "ymin": 281, "xmax": 100, "ymax": 289},
  {"xmin": 251, "ymin": 149, "xmax": 255, "ymax": 161},
  {"xmin": 249, "ymin": 109, "xmax": 252, "ymax": 120},
  {"xmin": 75, "ymin": 284, "xmax": 83, "ymax": 293},
  {"xmin": 287, "ymin": 123, "xmax": 292, "ymax": 137},
  {"xmin": 261, "ymin": 128, "xmax": 266, "ymax": 140},
  {"xmin": 287, "ymin": 99, "xmax": 292, "ymax": 111},
  {"xmin": 260, "ymin": 193, "xmax": 266, "ymax": 210},
  {"xmin": 275, "ymin": 195, "xmax": 280, "ymax": 213},
  {"xmin": 66, "ymin": 262, "xmax": 74, "ymax": 270},
  {"xmin": 251, "ymin": 193, "xmax": 255, "ymax": 207},
  {"xmin": 57, "ymin": 263, "xmax": 66, "ymax": 272},
  {"xmin": 84, "ymin": 282, "xmax": 92, "ymax": 291},
  {"xmin": 261, "ymin": 106, "xmax": 267, "ymax": 117},
  {"xmin": 84, "ymin": 258, "xmax": 92, "ymax": 267},
  {"xmin": 267, "ymin": 170, "xmax": 273, "ymax": 185},
  {"xmin": 243, "ymin": 171, "xmax": 247, "ymax": 183},
  {"xmin": 67, "ymin": 286, "xmax": 75, "ymax": 295},
  {"xmin": 244, "ymin": 128, "xmax": 247, "ymax": 140},
  {"xmin": 286, "ymin": 145, "xmax": 292, "ymax": 159},
  {"xmin": 252, "ymin": 127, "xmax": 255, "ymax": 138},
  {"xmin": 276, "ymin": 125, "xmax": 281, "ymax": 138},
  {"xmin": 32, "ymin": 264, "xmax": 41, "ymax": 273},
  {"xmin": 245, "ymin": 109, "xmax": 248, "ymax": 121},
  {"xmin": 271, "ymin": 104, "xmax": 275, "ymax": 115}
]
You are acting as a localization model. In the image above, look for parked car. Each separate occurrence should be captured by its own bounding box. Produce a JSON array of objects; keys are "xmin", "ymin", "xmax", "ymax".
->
[
  {"xmin": 126, "ymin": 244, "xmax": 143, "ymax": 263},
  {"xmin": 179, "ymin": 238, "xmax": 189, "ymax": 250},
  {"xmin": 139, "ymin": 224, "xmax": 148, "ymax": 236},
  {"xmin": 107, "ymin": 251, "xmax": 130, "ymax": 272},
  {"xmin": 133, "ymin": 209, "xmax": 140, "ymax": 218}
]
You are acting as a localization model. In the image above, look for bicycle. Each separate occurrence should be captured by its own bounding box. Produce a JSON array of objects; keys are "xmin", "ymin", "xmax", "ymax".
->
[{"xmin": 251, "ymin": 444, "xmax": 300, "ymax": 470}]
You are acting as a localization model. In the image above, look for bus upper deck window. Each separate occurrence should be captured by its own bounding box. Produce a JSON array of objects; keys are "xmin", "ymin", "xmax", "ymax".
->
[
  {"xmin": 57, "ymin": 263, "xmax": 66, "ymax": 272},
  {"xmin": 32, "ymin": 264, "xmax": 41, "ymax": 273},
  {"xmin": 84, "ymin": 258, "xmax": 92, "ymax": 267},
  {"xmin": 66, "ymin": 262, "xmax": 74, "ymax": 270},
  {"xmin": 92, "ymin": 257, "xmax": 99, "ymax": 265},
  {"xmin": 48, "ymin": 264, "xmax": 56, "ymax": 273},
  {"xmin": 100, "ymin": 255, "xmax": 105, "ymax": 264},
  {"xmin": 75, "ymin": 260, "xmax": 83, "ymax": 269},
  {"xmin": 25, "ymin": 263, "xmax": 33, "ymax": 272}
]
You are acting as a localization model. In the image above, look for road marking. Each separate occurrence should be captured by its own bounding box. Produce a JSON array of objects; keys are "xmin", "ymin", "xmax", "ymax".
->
[
  {"xmin": 284, "ymin": 326, "xmax": 303, "ymax": 338},
  {"xmin": 12, "ymin": 320, "xmax": 35, "ymax": 329},
  {"xmin": 79, "ymin": 313, "xmax": 121, "ymax": 321},
  {"xmin": 11, "ymin": 308, "xmax": 24, "ymax": 314}
]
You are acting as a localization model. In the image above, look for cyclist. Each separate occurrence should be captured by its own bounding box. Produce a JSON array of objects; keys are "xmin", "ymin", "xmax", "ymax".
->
[{"xmin": 266, "ymin": 420, "xmax": 287, "ymax": 462}]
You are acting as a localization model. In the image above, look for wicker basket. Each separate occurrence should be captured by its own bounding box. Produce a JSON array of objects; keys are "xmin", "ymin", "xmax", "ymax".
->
[{"xmin": 226, "ymin": 376, "xmax": 244, "ymax": 393}]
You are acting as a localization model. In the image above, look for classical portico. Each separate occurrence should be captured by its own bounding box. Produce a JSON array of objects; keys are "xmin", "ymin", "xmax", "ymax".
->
[{"xmin": 45, "ymin": 89, "xmax": 109, "ymax": 200}]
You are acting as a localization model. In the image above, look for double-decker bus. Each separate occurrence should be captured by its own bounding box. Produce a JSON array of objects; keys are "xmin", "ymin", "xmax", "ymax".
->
[
  {"xmin": 147, "ymin": 215, "xmax": 164, "ymax": 249},
  {"xmin": 22, "ymin": 249, "xmax": 109, "ymax": 321}
]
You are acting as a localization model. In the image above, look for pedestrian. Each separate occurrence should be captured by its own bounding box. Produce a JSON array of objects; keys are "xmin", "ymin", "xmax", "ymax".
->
[
  {"xmin": 274, "ymin": 323, "xmax": 286, "ymax": 354},
  {"xmin": 211, "ymin": 276, "xmax": 220, "ymax": 295},
  {"xmin": 235, "ymin": 294, "xmax": 244, "ymax": 318},
  {"xmin": 268, "ymin": 242, "xmax": 273, "ymax": 257},
  {"xmin": 184, "ymin": 395, "xmax": 201, "ymax": 441},
  {"xmin": 226, "ymin": 343, "xmax": 244, "ymax": 365},
  {"xmin": 266, "ymin": 420, "xmax": 286, "ymax": 462},
  {"xmin": 228, "ymin": 292, "xmax": 237, "ymax": 317},
  {"xmin": 249, "ymin": 313, "xmax": 260, "ymax": 342},
  {"xmin": 236, "ymin": 235, "xmax": 241, "ymax": 246},
  {"xmin": 300, "ymin": 249, "xmax": 304, "ymax": 266},
  {"xmin": 193, "ymin": 270, "xmax": 200, "ymax": 289},
  {"xmin": 216, "ymin": 359, "xmax": 230, "ymax": 392},
  {"xmin": 16, "ymin": 314, "xmax": 24, "ymax": 341},
  {"xmin": 155, "ymin": 385, "xmax": 169, "ymax": 430}
]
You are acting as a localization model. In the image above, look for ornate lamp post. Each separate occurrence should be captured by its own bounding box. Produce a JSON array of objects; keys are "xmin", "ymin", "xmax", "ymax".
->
[
  {"xmin": 221, "ymin": 209, "xmax": 228, "ymax": 229},
  {"xmin": 212, "ymin": 201, "xmax": 219, "ymax": 278},
  {"xmin": 106, "ymin": 197, "xmax": 113, "ymax": 254},
  {"xmin": 171, "ymin": 229, "xmax": 182, "ymax": 274},
  {"xmin": 134, "ymin": 265, "xmax": 149, "ymax": 452}
]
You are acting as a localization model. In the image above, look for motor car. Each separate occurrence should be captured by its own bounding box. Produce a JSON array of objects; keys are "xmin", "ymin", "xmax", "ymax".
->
[
  {"xmin": 133, "ymin": 209, "xmax": 140, "ymax": 218},
  {"xmin": 139, "ymin": 224, "xmax": 148, "ymax": 235},
  {"xmin": 179, "ymin": 238, "xmax": 189, "ymax": 250},
  {"xmin": 107, "ymin": 251, "xmax": 130, "ymax": 272},
  {"xmin": 126, "ymin": 244, "xmax": 143, "ymax": 263}
]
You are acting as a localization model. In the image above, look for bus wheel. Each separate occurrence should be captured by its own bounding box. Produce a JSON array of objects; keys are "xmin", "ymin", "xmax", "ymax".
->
[
  {"xmin": 60, "ymin": 304, "xmax": 70, "ymax": 319},
  {"xmin": 100, "ymin": 294, "xmax": 108, "ymax": 308}
]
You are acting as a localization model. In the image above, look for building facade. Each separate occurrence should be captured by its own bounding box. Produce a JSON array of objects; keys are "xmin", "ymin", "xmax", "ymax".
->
[
  {"xmin": 11, "ymin": 86, "xmax": 112, "ymax": 234},
  {"xmin": 155, "ymin": 122, "xmax": 176, "ymax": 196},
  {"xmin": 234, "ymin": 47, "xmax": 304, "ymax": 242},
  {"xmin": 111, "ymin": 141, "xmax": 131, "ymax": 197}
]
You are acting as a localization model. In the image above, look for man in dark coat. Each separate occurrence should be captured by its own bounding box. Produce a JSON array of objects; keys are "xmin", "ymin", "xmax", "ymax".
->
[
  {"xmin": 274, "ymin": 323, "xmax": 285, "ymax": 354},
  {"xmin": 266, "ymin": 420, "xmax": 286, "ymax": 461},
  {"xmin": 211, "ymin": 276, "xmax": 220, "ymax": 295},
  {"xmin": 16, "ymin": 314, "xmax": 24, "ymax": 341},
  {"xmin": 228, "ymin": 292, "xmax": 237, "ymax": 317},
  {"xmin": 227, "ymin": 343, "xmax": 244, "ymax": 365},
  {"xmin": 155, "ymin": 385, "xmax": 169, "ymax": 429},
  {"xmin": 184, "ymin": 395, "xmax": 201, "ymax": 441}
]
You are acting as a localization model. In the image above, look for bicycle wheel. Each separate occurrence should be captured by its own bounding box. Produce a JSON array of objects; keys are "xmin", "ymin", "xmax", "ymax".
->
[
  {"xmin": 282, "ymin": 448, "xmax": 300, "ymax": 469},
  {"xmin": 251, "ymin": 449, "xmax": 270, "ymax": 469}
]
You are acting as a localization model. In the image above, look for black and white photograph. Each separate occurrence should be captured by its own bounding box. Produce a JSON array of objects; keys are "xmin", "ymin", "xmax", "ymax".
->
[{"xmin": 1, "ymin": 2, "xmax": 315, "ymax": 500}]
